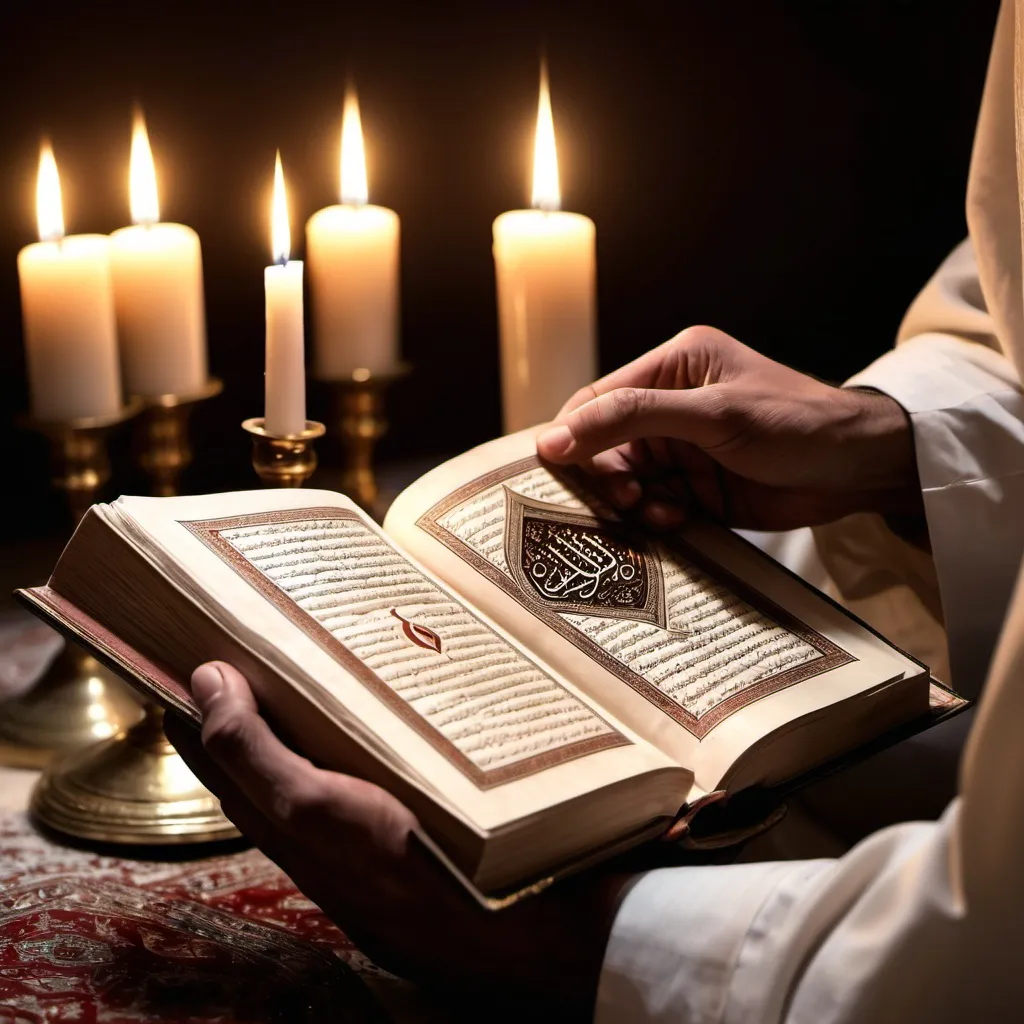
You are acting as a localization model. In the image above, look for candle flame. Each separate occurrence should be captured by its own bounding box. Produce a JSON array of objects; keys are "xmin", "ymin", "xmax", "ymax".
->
[
  {"xmin": 36, "ymin": 142, "xmax": 64, "ymax": 243},
  {"xmin": 531, "ymin": 63, "xmax": 560, "ymax": 211},
  {"xmin": 340, "ymin": 87, "xmax": 368, "ymax": 206},
  {"xmin": 129, "ymin": 109, "xmax": 160, "ymax": 224},
  {"xmin": 271, "ymin": 150, "xmax": 291, "ymax": 263}
]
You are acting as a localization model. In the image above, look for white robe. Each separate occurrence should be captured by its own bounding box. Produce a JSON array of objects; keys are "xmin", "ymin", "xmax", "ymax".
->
[{"xmin": 596, "ymin": 1, "xmax": 1024, "ymax": 1019}]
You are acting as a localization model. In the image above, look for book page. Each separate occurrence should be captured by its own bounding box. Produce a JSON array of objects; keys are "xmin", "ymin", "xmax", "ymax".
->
[
  {"xmin": 385, "ymin": 430, "xmax": 925, "ymax": 788},
  {"xmin": 185, "ymin": 508, "xmax": 624, "ymax": 788},
  {"xmin": 424, "ymin": 468, "xmax": 851, "ymax": 739},
  {"xmin": 103, "ymin": 489, "xmax": 683, "ymax": 837}
]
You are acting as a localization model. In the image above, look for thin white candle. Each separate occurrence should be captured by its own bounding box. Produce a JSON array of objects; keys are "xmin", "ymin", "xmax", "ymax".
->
[
  {"xmin": 110, "ymin": 112, "xmax": 207, "ymax": 398},
  {"xmin": 264, "ymin": 151, "xmax": 306, "ymax": 437},
  {"xmin": 306, "ymin": 87, "xmax": 400, "ymax": 378},
  {"xmin": 17, "ymin": 143, "xmax": 122, "ymax": 421},
  {"xmin": 492, "ymin": 65, "xmax": 597, "ymax": 433}
]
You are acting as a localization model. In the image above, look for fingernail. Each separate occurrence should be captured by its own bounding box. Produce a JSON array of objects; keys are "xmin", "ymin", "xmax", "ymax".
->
[
  {"xmin": 645, "ymin": 500, "xmax": 683, "ymax": 529},
  {"xmin": 612, "ymin": 478, "xmax": 642, "ymax": 508},
  {"xmin": 538, "ymin": 424, "xmax": 575, "ymax": 459},
  {"xmin": 191, "ymin": 663, "xmax": 224, "ymax": 711}
]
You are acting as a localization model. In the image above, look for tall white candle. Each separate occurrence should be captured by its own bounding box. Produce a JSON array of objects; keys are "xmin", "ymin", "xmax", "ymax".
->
[
  {"xmin": 264, "ymin": 151, "xmax": 306, "ymax": 437},
  {"xmin": 492, "ymin": 66, "xmax": 597, "ymax": 433},
  {"xmin": 110, "ymin": 112, "xmax": 207, "ymax": 398},
  {"xmin": 17, "ymin": 143, "xmax": 122, "ymax": 422},
  {"xmin": 306, "ymin": 88, "xmax": 400, "ymax": 378}
]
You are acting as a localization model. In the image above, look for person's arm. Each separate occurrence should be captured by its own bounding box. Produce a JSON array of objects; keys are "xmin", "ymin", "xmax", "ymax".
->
[
  {"xmin": 534, "ymin": 325, "xmax": 924, "ymax": 534},
  {"xmin": 597, "ymin": 236, "xmax": 1024, "ymax": 1022},
  {"xmin": 599, "ymin": 562, "xmax": 1024, "ymax": 1024},
  {"xmin": 843, "ymin": 239, "xmax": 1024, "ymax": 698},
  {"xmin": 165, "ymin": 662, "xmax": 631, "ymax": 1017},
  {"xmin": 166, "ymin": 296, "xmax": 1024, "ymax": 1020},
  {"xmin": 167, "ymin": 575, "xmax": 1024, "ymax": 1024}
]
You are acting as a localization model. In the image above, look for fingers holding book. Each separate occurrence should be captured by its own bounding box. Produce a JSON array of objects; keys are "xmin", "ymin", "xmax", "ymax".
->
[
  {"xmin": 535, "ymin": 324, "xmax": 923, "ymax": 532},
  {"xmin": 175, "ymin": 661, "xmax": 417, "ymax": 858},
  {"xmin": 166, "ymin": 660, "xmax": 620, "ymax": 1008}
]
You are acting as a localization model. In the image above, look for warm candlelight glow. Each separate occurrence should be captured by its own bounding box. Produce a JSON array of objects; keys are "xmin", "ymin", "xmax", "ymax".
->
[
  {"xmin": 112, "ymin": 112, "xmax": 208, "ymax": 398},
  {"xmin": 531, "ymin": 64, "xmax": 560, "ymax": 211},
  {"xmin": 129, "ymin": 110, "xmax": 160, "ymax": 225},
  {"xmin": 271, "ymin": 150, "xmax": 291, "ymax": 264},
  {"xmin": 308, "ymin": 84, "xmax": 400, "ymax": 378},
  {"xmin": 22, "ymin": 143, "xmax": 122, "ymax": 420},
  {"xmin": 36, "ymin": 142, "xmax": 64, "ymax": 243},
  {"xmin": 493, "ymin": 58, "xmax": 596, "ymax": 431},
  {"xmin": 340, "ymin": 88, "xmax": 368, "ymax": 206},
  {"xmin": 265, "ymin": 151, "xmax": 305, "ymax": 436}
]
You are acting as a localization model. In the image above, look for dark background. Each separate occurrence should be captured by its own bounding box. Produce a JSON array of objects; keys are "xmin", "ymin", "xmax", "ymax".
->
[{"xmin": 0, "ymin": 0, "xmax": 1001, "ymax": 539}]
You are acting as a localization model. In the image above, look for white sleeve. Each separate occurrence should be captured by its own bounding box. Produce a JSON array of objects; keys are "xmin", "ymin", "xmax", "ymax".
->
[
  {"xmin": 598, "ymin": 238, "xmax": 1024, "ymax": 1024},
  {"xmin": 596, "ymin": 859, "xmax": 832, "ymax": 1022},
  {"xmin": 846, "ymin": 239, "xmax": 1024, "ymax": 698}
]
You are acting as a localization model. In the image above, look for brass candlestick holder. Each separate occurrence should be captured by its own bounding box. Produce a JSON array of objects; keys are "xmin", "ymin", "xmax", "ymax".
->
[
  {"xmin": 31, "ymin": 703, "xmax": 239, "ymax": 844},
  {"xmin": 135, "ymin": 378, "xmax": 223, "ymax": 496},
  {"xmin": 326, "ymin": 366, "xmax": 409, "ymax": 519},
  {"xmin": 0, "ymin": 404, "xmax": 145, "ymax": 768},
  {"xmin": 31, "ymin": 380, "xmax": 240, "ymax": 845},
  {"xmin": 243, "ymin": 418, "xmax": 326, "ymax": 487}
]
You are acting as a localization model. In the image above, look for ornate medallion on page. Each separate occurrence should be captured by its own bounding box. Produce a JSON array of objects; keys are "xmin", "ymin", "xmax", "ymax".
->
[{"xmin": 505, "ymin": 488, "xmax": 668, "ymax": 626}]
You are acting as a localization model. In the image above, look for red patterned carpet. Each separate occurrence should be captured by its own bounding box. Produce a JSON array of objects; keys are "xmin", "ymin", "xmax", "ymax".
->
[
  {"xmin": 0, "ymin": 614, "xmax": 448, "ymax": 1022},
  {"xmin": 0, "ymin": 810, "xmax": 439, "ymax": 1023}
]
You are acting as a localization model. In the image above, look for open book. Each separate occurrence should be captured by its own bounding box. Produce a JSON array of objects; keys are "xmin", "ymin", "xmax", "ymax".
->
[{"xmin": 18, "ymin": 429, "xmax": 959, "ymax": 905}]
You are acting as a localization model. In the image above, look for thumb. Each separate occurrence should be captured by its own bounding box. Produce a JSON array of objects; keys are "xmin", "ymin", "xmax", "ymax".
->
[
  {"xmin": 537, "ymin": 385, "xmax": 734, "ymax": 463},
  {"xmin": 192, "ymin": 661, "xmax": 319, "ymax": 815}
]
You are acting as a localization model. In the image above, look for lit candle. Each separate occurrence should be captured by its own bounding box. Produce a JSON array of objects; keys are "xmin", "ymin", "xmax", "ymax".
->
[
  {"xmin": 264, "ymin": 151, "xmax": 306, "ymax": 437},
  {"xmin": 306, "ymin": 87, "xmax": 400, "ymax": 378},
  {"xmin": 109, "ymin": 111, "xmax": 207, "ymax": 398},
  {"xmin": 17, "ymin": 143, "xmax": 122, "ymax": 422},
  {"xmin": 492, "ymin": 65, "xmax": 597, "ymax": 433}
]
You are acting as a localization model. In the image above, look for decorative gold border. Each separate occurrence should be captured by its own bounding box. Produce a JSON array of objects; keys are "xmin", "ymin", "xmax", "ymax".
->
[
  {"xmin": 181, "ymin": 507, "xmax": 629, "ymax": 790},
  {"xmin": 416, "ymin": 457, "xmax": 855, "ymax": 740}
]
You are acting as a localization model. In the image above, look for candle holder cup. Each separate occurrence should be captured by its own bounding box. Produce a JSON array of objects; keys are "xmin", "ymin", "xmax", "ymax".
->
[
  {"xmin": 134, "ymin": 378, "xmax": 223, "ymax": 496},
  {"xmin": 30, "ymin": 378, "xmax": 241, "ymax": 846},
  {"xmin": 0, "ymin": 403, "xmax": 145, "ymax": 768},
  {"xmin": 325, "ymin": 365, "xmax": 409, "ymax": 520},
  {"xmin": 243, "ymin": 418, "xmax": 326, "ymax": 488}
]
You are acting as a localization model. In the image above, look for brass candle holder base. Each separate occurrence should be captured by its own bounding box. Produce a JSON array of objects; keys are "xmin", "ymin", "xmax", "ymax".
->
[
  {"xmin": 32, "ymin": 704, "xmax": 240, "ymax": 845},
  {"xmin": 243, "ymin": 417, "xmax": 326, "ymax": 487},
  {"xmin": 135, "ymin": 378, "xmax": 223, "ymax": 496},
  {"xmin": 327, "ymin": 366, "xmax": 409, "ymax": 518},
  {"xmin": 27, "ymin": 380, "xmax": 237, "ymax": 847},
  {"xmin": 0, "ymin": 403, "xmax": 144, "ymax": 767},
  {"xmin": 0, "ymin": 646, "xmax": 143, "ymax": 769}
]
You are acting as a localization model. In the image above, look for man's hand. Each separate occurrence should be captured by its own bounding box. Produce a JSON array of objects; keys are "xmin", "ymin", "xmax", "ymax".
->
[
  {"xmin": 537, "ymin": 326, "xmax": 923, "ymax": 531},
  {"xmin": 166, "ymin": 661, "xmax": 627, "ymax": 1016}
]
